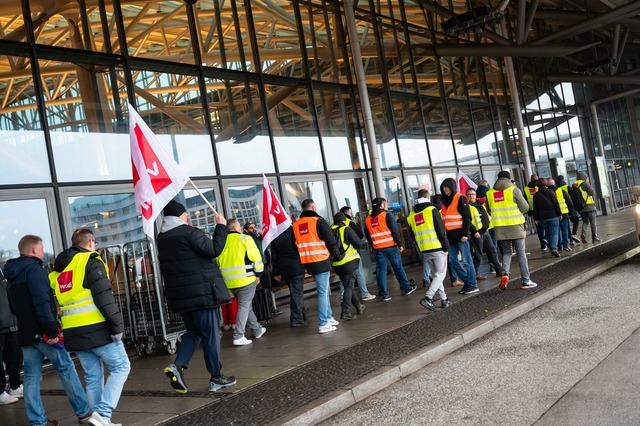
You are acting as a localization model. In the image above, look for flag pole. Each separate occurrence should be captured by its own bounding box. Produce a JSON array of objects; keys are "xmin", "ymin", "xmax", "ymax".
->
[{"xmin": 187, "ymin": 178, "xmax": 219, "ymax": 216}]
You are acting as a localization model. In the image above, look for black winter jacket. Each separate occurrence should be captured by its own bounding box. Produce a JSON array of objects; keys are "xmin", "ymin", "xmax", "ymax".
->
[
  {"xmin": 439, "ymin": 178, "xmax": 472, "ymax": 243},
  {"xmin": 51, "ymin": 247, "xmax": 125, "ymax": 351},
  {"xmin": 333, "ymin": 225, "xmax": 365, "ymax": 276},
  {"xmin": 0, "ymin": 268, "xmax": 17, "ymax": 334},
  {"xmin": 533, "ymin": 186, "xmax": 562, "ymax": 221},
  {"xmin": 157, "ymin": 223, "xmax": 228, "ymax": 312},
  {"xmin": 296, "ymin": 211, "xmax": 340, "ymax": 275},
  {"xmin": 408, "ymin": 202, "xmax": 449, "ymax": 253},
  {"xmin": 4, "ymin": 256, "xmax": 60, "ymax": 346},
  {"xmin": 270, "ymin": 227, "xmax": 306, "ymax": 280},
  {"xmin": 344, "ymin": 213, "xmax": 364, "ymax": 239}
]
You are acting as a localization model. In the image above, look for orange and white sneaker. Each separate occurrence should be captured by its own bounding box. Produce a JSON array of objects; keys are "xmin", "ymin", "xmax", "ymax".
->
[{"xmin": 499, "ymin": 275, "xmax": 509, "ymax": 290}]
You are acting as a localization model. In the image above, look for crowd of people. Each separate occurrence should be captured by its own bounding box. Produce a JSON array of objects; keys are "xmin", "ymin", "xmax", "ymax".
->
[{"xmin": 0, "ymin": 171, "xmax": 602, "ymax": 423}]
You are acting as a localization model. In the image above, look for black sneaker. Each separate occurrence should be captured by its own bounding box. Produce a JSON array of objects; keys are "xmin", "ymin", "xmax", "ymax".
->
[
  {"xmin": 441, "ymin": 299, "xmax": 451, "ymax": 309},
  {"xmin": 340, "ymin": 313, "xmax": 356, "ymax": 320},
  {"xmin": 382, "ymin": 294, "xmax": 392, "ymax": 302},
  {"xmin": 419, "ymin": 297, "xmax": 436, "ymax": 311},
  {"xmin": 209, "ymin": 375, "xmax": 236, "ymax": 392},
  {"xmin": 164, "ymin": 364, "xmax": 188, "ymax": 394},
  {"xmin": 463, "ymin": 286, "xmax": 479, "ymax": 294},
  {"xmin": 458, "ymin": 285, "xmax": 470, "ymax": 294},
  {"xmin": 405, "ymin": 283, "xmax": 417, "ymax": 295},
  {"xmin": 422, "ymin": 280, "xmax": 430, "ymax": 288},
  {"xmin": 593, "ymin": 237, "xmax": 601, "ymax": 243},
  {"xmin": 570, "ymin": 235, "xmax": 581, "ymax": 244},
  {"xmin": 563, "ymin": 247, "xmax": 571, "ymax": 252},
  {"xmin": 550, "ymin": 249, "xmax": 560, "ymax": 258}
]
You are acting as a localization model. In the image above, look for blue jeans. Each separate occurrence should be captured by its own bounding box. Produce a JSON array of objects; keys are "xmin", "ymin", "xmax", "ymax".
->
[
  {"xmin": 22, "ymin": 343, "xmax": 90, "ymax": 426},
  {"xmin": 559, "ymin": 217, "xmax": 569, "ymax": 249},
  {"xmin": 422, "ymin": 253, "xmax": 432, "ymax": 283},
  {"xmin": 230, "ymin": 282, "xmax": 261, "ymax": 340},
  {"xmin": 541, "ymin": 217, "xmax": 560, "ymax": 250},
  {"xmin": 176, "ymin": 309, "xmax": 222, "ymax": 378},
  {"xmin": 313, "ymin": 271, "xmax": 333, "ymax": 326},
  {"xmin": 76, "ymin": 341, "xmax": 130, "ymax": 420},
  {"xmin": 374, "ymin": 246, "xmax": 411, "ymax": 295},
  {"xmin": 355, "ymin": 261, "xmax": 370, "ymax": 298},
  {"xmin": 448, "ymin": 240, "xmax": 477, "ymax": 287}
]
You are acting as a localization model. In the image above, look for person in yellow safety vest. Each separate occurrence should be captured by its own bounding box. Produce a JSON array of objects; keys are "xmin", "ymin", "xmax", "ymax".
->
[
  {"xmin": 365, "ymin": 197, "xmax": 416, "ymax": 302},
  {"xmin": 338, "ymin": 206, "xmax": 375, "ymax": 301},
  {"xmin": 550, "ymin": 177, "xmax": 575, "ymax": 252},
  {"xmin": 331, "ymin": 212, "xmax": 366, "ymax": 320},
  {"xmin": 465, "ymin": 187, "xmax": 502, "ymax": 280},
  {"xmin": 439, "ymin": 178, "xmax": 478, "ymax": 295},
  {"xmin": 217, "ymin": 219, "xmax": 266, "ymax": 346},
  {"xmin": 573, "ymin": 171, "xmax": 601, "ymax": 243},
  {"xmin": 485, "ymin": 170, "xmax": 537, "ymax": 291},
  {"xmin": 293, "ymin": 199, "xmax": 342, "ymax": 334},
  {"xmin": 406, "ymin": 189, "xmax": 451, "ymax": 312},
  {"xmin": 49, "ymin": 228, "xmax": 130, "ymax": 426}
]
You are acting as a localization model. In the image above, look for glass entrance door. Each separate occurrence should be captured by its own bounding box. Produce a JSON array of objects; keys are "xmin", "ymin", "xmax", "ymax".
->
[{"xmin": 279, "ymin": 175, "xmax": 330, "ymax": 222}]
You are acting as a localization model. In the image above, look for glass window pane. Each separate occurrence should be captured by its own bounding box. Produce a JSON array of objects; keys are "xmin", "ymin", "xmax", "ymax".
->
[
  {"xmin": 405, "ymin": 173, "xmax": 434, "ymax": 205},
  {"xmin": 207, "ymin": 76, "xmax": 275, "ymax": 175},
  {"xmin": 424, "ymin": 100, "xmax": 455, "ymax": 166},
  {"xmin": 331, "ymin": 178, "xmax": 367, "ymax": 219},
  {"xmin": 284, "ymin": 180, "xmax": 329, "ymax": 222},
  {"xmin": 226, "ymin": 184, "xmax": 265, "ymax": 229},
  {"xmin": 0, "ymin": 199, "xmax": 55, "ymax": 268},
  {"xmin": 180, "ymin": 188, "xmax": 219, "ymax": 234},
  {"xmin": 393, "ymin": 96, "xmax": 429, "ymax": 167}
]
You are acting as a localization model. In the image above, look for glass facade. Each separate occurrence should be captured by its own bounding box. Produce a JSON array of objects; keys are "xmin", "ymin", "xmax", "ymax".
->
[{"xmin": 1, "ymin": 0, "xmax": 639, "ymax": 261}]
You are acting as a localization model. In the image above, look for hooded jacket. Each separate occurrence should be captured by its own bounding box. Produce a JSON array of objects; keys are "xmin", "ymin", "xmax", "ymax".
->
[
  {"xmin": 439, "ymin": 178, "xmax": 471, "ymax": 243},
  {"xmin": 408, "ymin": 201, "xmax": 449, "ymax": 253},
  {"xmin": 574, "ymin": 171, "xmax": 597, "ymax": 213},
  {"xmin": 331, "ymin": 223, "xmax": 365, "ymax": 276},
  {"xmin": 486, "ymin": 177, "xmax": 529, "ymax": 240},
  {"xmin": 4, "ymin": 256, "xmax": 60, "ymax": 346},
  {"xmin": 157, "ymin": 220, "xmax": 229, "ymax": 312},
  {"xmin": 51, "ymin": 246, "xmax": 124, "ymax": 351}
]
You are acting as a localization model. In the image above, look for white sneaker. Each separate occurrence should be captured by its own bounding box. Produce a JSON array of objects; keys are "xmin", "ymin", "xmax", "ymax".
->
[
  {"xmin": 318, "ymin": 324, "xmax": 337, "ymax": 334},
  {"xmin": 0, "ymin": 391, "xmax": 18, "ymax": 405},
  {"xmin": 327, "ymin": 318, "xmax": 339, "ymax": 326},
  {"xmin": 362, "ymin": 294, "xmax": 376, "ymax": 301},
  {"xmin": 233, "ymin": 337, "xmax": 253, "ymax": 346},
  {"xmin": 254, "ymin": 327, "xmax": 266, "ymax": 339},
  {"xmin": 8, "ymin": 384, "xmax": 23, "ymax": 398},
  {"xmin": 521, "ymin": 281, "xmax": 538, "ymax": 289},
  {"xmin": 88, "ymin": 412, "xmax": 122, "ymax": 426}
]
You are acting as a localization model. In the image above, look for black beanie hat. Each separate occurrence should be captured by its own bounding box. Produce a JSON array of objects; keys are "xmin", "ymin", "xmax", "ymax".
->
[
  {"xmin": 497, "ymin": 170, "xmax": 511, "ymax": 179},
  {"xmin": 333, "ymin": 212, "xmax": 347, "ymax": 224},
  {"xmin": 163, "ymin": 200, "xmax": 187, "ymax": 217}
]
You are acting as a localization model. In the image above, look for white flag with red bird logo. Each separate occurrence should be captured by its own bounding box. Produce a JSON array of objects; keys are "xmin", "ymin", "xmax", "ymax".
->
[
  {"xmin": 457, "ymin": 170, "xmax": 478, "ymax": 195},
  {"xmin": 261, "ymin": 174, "xmax": 291, "ymax": 251},
  {"xmin": 129, "ymin": 105, "xmax": 189, "ymax": 241}
]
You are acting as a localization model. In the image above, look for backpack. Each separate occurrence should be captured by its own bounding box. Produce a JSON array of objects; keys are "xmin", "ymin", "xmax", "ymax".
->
[
  {"xmin": 331, "ymin": 226, "xmax": 346, "ymax": 261},
  {"xmin": 570, "ymin": 183, "xmax": 586, "ymax": 212}
]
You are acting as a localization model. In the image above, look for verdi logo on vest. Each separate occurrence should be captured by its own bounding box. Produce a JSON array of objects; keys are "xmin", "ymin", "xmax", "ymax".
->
[
  {"xmin": 493, "ymin": 191, "xmax": 505, "ymax": 202},
  {"xmin": 57, "ymin": 270, "xmax": 74, "ymax": 293},
  {"xmin": 298, "ymin": 222, "xmax": 309, "ymax": 235},
  {"xmin": 529, "ymin": 187, "xmax": 536, "ymax": 194},
  {"xmin": 370, "ymin": 217, "xmax": 380, "ymax": 227},
  {"xmin": 414, "ymin": 213, "xmax": 425, "ymax": 226}
]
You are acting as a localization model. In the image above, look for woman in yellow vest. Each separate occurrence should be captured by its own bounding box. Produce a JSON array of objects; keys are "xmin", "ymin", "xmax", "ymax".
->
[
  {"xmin": 217, "ymin": 219, "xmax": 266, "ymax": 346},
  {"xmin": 331, "ymin": 212, "xmax": 365, "ymax": 320}
]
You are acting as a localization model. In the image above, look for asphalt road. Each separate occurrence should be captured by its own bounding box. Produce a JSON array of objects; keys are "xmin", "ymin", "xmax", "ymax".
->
[{"xmin": 321, "ymin": 254, "xmax": 640, "ymax": 426}]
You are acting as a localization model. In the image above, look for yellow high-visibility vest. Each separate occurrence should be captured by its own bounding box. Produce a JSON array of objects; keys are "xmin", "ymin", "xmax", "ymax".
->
[
  {"xmin": 574, "ymin": 180, "xmax": 595, "ymax": 206},
  {"xmin": 49, "ymin": 252, "xmax": 106, "ymax": 330},
  {"xmin": 217, "ymin": 233, "xmax": 264, "ymax": 288},
  {"xmin": 486, "ymin": 186, "xmax": 525, "ymax": 227},
  {"xmin": 330, "ymin": 224, "xmax": 360, "ymax": 267},
  {"xmin": 469, "ymin": 205, "xmax": 483, "ymax": 232},
  {"xmin": 407, "ymin": 206, "xmax": 443, "ymax": 252},
  {"xmin": 555, "ymin": 187, "xmax": 569, "ymax": 214}
]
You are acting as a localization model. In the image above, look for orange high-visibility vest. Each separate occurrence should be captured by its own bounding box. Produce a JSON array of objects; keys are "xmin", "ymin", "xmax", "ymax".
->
[
  {"xmin": 441, "ymin": 193, "xmax": 463, "ymax": 230},
  {"xmin": 293, "ymin": 216, "xmax": 330, "ymax": 264},
  {"xmin": 365, "ymin": 211, "xmax": 396, "ymax": 249}
]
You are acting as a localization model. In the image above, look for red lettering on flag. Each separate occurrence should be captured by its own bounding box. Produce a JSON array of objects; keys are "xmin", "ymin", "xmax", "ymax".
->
[
  {"xmin": 57, "ymin": 271, "xmax": 73, "ymax": 293},
  {"xmin": 415, "ymin": 213, "xmax": 424, "ymax": 226},
  {"xmin": 493, "ymin": 191, "xmax": 505, "ymax": 202},
  {"xmin": 134, "ymin": 124, "xmax": 172, "ymax": 194},
  {"xmin": 298, "ymin": 222, "xmax": 309, "ymax": 235}
]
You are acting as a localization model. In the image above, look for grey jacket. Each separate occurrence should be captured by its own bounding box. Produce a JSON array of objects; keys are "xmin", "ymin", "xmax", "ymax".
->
[
  {"xmin": 575, "ymin": 171, "xmax": 597, "ymax": 213},
  {"xmin": 486, "ymin": 177, "xmax": 529, "ymax": 241}
]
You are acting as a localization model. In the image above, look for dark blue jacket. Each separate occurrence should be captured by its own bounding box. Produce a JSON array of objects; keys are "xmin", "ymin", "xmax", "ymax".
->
[{"xmin": 4, "ymin": 256, "xmax": 60, "ymax": 346}]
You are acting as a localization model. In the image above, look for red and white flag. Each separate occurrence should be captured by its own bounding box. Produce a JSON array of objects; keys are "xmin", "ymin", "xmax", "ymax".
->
[
  {"xmin": 129, "ymin": 105, "xmax": 189, "ymax": 241},
  {"xmin": 457, "ymin": 170, "xmax": 477, "ymax": 195},
  {"xmin": 261, "ymin": 174, "xmax": 291, "ymax": 251}
]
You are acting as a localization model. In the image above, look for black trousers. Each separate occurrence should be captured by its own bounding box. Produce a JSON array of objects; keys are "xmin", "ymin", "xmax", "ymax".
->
[{"xmin": 0, "ymin": 331, "xmax": 23, "ymax": 390}]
